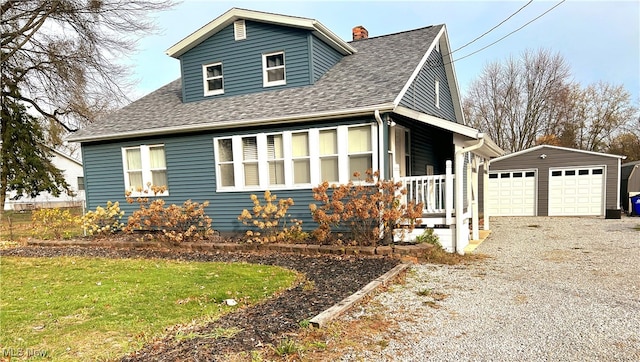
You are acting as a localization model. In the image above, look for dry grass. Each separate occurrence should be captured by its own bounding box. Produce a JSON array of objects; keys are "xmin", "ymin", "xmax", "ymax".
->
[
  {"xmin": 1, "ymin": 208, "xmax": 83, "ymax": 242},
  {"xmin": 223, "ymin": 309, "xmax": 398, "ymax": 361},
  {"xmin": 422, "ymin": 246, "xmax": 489, "ymax": 265},
  {"xmin": 223, "ymin": 273, "xmax": 410, "ymax": 361}
]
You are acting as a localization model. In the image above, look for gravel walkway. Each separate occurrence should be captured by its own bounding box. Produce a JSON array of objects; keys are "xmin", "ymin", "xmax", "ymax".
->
[{"xmin": 340, "ymin": 216, "xmax": 640, "ymax": 361}]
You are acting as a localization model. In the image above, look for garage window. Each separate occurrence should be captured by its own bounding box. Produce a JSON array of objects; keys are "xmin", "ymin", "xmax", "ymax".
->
[
  {"xmin": 552, "ymin": 170, "xmax": 562, "ymax": 176},
  {"xmin": 489, "ymin": 173, "xmax": 498, "ymax": 179},
  {"xmin": 579, "ymin": 169, "xmax": 589, "ymax": 175},
  {"xmin": 525, "ymin": 171, "xmax": 535, "ymax": 177},
  {"xmin": 513, "ymin": 172, "xmax": 522, "ymax": 178},
  {"xmin": 566, "ymin": 170, "xmax": 576, "ymax": 176},
  {"xmin": 501, "ymin": 173, "xmax": 510, "ymax": 178},
  {"xmin": 593, "ymin": 169, "xmax": 603, "ymax": 175}
]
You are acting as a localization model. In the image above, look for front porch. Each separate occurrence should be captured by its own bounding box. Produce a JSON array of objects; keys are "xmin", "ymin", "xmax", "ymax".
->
[{"xmin": 394, "ymin": 159, "xmax": 490, "ymax": 254}]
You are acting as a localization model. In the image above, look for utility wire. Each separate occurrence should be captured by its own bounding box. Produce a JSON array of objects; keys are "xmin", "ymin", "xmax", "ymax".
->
[
  {"xmin": 451, "ymin": 0, "xmax": 566, "ymax": 64},
  {"xmin": 449, "ymin": 0, "xmax": 533, "ymax": 56}
]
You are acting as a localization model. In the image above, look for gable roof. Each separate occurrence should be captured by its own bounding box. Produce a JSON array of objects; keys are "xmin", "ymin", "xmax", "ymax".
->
[
  {"xmin": 50, "ymin": 147, "xmax": 83, "ymax": 167},
  {"xmin": 69, "ymin": 24, "xmax": 446, "ymax": 143},
  {"xmin": 491, "ymin": 145, "xmax": 626, "ymax": 163},
  {"xmin": 166, "ymin": 8, "xmax": 356, "ymax": 58}
]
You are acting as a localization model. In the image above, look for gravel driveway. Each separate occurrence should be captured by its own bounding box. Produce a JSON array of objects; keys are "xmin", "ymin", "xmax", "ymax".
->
[{"xmin": 340, "ymin": 216, "xmax": 640, "ymax": 361}]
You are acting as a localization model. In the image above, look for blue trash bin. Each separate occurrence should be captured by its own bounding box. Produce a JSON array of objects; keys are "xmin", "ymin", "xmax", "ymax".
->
[{"xmin": 632, "ymin": 194, "xmax": 640, "ymax": 216}]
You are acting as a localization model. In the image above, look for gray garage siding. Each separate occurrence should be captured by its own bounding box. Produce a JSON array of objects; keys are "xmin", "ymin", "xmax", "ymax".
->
[{"xmin": 479, "ymin": 146, "xmax": 621, "ymax": 216}]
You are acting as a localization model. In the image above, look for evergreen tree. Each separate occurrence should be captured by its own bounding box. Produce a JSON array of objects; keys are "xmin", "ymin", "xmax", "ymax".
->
[{"xmin": 1, "ymin": 91, "xmax": 70, "ymax": 211}]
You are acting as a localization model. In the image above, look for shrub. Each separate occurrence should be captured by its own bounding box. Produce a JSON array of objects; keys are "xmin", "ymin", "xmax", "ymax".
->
[
  {"xmin": 124, "ymin": 186, "xmax": 213, "ymax": 243},
  {"xmin": 80, "ymin": 201, "xmax": 125, "ymax": 237},
  {"xmin": 31, "ymin": 208, "xmax": 79, "ymax": 239},
  {"xmin": 238, "ymin": 191, "xmax": 307, "ymax": 243},
  {"xmin": 309, "ymin": 170, "xmax": 423, "ymax": 246},
  {"xmin": 415, "ymin": 228, "xmax": 441, "ymax": 248}
]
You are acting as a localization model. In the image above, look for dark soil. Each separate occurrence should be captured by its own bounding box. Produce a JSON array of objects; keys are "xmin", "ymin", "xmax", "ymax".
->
[{"xmin": 1, "ymin": 245, "xmax": 400, "ymax": 361}]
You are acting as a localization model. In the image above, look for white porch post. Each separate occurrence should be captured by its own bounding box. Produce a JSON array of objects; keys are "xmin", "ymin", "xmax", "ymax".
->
[
  {"xmin": 483, "ymin": 159, "xmax": 490, "ymax": 231},
  {"xmin": 471, "ymin": 155, "xmax": 479, "ymax": 241},
  {"xmin": 445, "ymin": 160, "xmax": 453, "ymax": 225},
  {"xmin": 455, "ymin": 150, "xmax": 465, "ymax": 254}
]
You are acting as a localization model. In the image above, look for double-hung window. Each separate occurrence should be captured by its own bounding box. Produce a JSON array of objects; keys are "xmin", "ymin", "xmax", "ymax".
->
[
  {"xmin": 319, "ymin": 129, "xmax": 338, "ymax": 183},
  {"xmin": 203, "ymin": 62, "xmax": 224, "ymax": 96},
  {"xmin": 122, "ymin": 145, "xmax": 168, "ymax": 195},
  {"xmin": 242, "ymin": 137, "xmax": 259, "ymax": 187},
  {"xmin": 348, "ymin": 126, "xmax": 373, "ymax": 180},
  {"xmin": 291, "ymin": 132, "xmax": 310, "ymax": 184},
  {"xmin": 214, "ymin": 124, "xmax": 376, "ymax": 191},
  {"xmin": 267, "ymin": 134, "xmax": 285, "ymax": 186},
  {"xmin": 263, "ymin": 51, "xmax": 286, "ymax": 87}
]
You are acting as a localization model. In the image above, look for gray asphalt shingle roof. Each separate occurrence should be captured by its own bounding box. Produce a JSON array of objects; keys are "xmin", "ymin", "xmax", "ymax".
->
[{"xmin": 70, "ymin": 25, "xmax": 443, "ymax": 142}]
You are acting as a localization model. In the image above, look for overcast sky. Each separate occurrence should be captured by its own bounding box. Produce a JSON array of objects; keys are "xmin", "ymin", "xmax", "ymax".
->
[{"xmin": 125, "ymin": 0, "xmax": 640, "ymax": 103}]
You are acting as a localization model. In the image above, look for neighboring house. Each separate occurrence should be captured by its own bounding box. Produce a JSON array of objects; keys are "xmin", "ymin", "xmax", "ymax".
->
[
  {"xmin": 68, "ymin": 8, "xmax": 503, "ymax": 253},
  {"xmin": 621, "ymin": 161, "xmax": 640, "ymax": 214},
  {"xmin": 479, "ymin": 145, "xmax": 624, "ymax": 217},
  {"xmin": 4, "ymin": 147, "xmax": 85, "ymax": 211}
]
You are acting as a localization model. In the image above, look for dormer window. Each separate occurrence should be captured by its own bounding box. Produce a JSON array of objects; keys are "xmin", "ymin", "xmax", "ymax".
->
[
  {"xmin": 263, "ymin": 51, "xmax": 286, "ymax": 87},
  {"xmin": 203, "ymin": 62, "xmax": 224, "ymax": 96}
]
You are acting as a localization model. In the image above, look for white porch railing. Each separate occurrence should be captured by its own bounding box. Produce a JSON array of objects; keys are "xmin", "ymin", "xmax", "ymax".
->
[
  {"xmin": 398, "ymin": 160, "xmax": 454, "ymax": 223},
  {"xmin": 400, "ymin": 175, "xmax": 447, "ymax": 212}
]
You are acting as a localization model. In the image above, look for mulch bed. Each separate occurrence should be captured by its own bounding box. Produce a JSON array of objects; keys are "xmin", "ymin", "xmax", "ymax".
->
[{"xmin": 1, "ymin": 245, "xmax": 400, "ymax": 361}]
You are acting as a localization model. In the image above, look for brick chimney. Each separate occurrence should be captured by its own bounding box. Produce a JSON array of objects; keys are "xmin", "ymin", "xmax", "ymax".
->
[{"xmin": 352, "ymin": 25, "xmax": 368, "ymax": 41}]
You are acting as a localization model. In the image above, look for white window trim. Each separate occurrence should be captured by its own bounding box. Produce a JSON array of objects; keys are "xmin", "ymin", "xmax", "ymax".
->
[
  {"xmin": 203, "ymin": 62, "xmax": 224, "ymax": 96},
  {"xmin": 121, "ymin": 144, "xmax": 169, "ymax": 196},
  {"xmin": 213, "ymin": 124, "xmax": 378, "ymax": 192},
  {"xmin": 262, "ymin": 51, "xmax": 286, "ymax": 87}
]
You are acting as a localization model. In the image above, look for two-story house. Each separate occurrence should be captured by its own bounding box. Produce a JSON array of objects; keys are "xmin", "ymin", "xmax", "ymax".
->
[{"xmin": 68, "ymin": 8, "xmax": 503, "ymax": 253}]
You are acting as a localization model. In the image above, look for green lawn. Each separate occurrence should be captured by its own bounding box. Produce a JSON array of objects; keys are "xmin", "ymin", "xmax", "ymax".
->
[{"xmin": 0, "ymin": 256, "xmax": 298, "ymax": 361}]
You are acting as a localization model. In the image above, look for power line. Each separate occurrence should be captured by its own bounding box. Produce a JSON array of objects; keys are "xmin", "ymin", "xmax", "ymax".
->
[
  {"xmin": 452, "ymin": 0, "xmax": 567, "ymax": 64},
  {"xmin": 449, "ymin": 0, "xmax": 533, "ymax": 56}
]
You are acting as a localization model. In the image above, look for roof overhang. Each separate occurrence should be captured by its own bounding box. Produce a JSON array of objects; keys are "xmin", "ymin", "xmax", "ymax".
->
[
  {"xmin": 393, "ymin": 106, "xmax": 504, "ymax": 158},
  {"xmin": 67, "ymin": 103, "xmax": 395, "ymax": 143},
  {"xmin": 166, "ymin": 7, "xmax": 356, "ymax": 58}
]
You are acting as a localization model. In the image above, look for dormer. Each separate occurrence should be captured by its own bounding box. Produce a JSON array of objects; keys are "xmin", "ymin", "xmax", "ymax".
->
[{"xmin": 166, "ymin": 8, "xmax": 356, "ymax": 103}]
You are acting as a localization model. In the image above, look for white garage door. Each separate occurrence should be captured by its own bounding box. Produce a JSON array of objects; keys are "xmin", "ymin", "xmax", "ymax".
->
[
  {"xmin": 548, "ymin": 167, "xmax": 604, "ymax": 216},
  {"xmin": 488, "ymin": 170, "xmax": 537, "ymax": 216}
]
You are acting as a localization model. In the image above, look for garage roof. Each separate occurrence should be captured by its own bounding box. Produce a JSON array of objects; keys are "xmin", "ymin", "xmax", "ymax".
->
[{"xmin": 491, "ymin": 145, "xmax": 626, "ymax": 162}]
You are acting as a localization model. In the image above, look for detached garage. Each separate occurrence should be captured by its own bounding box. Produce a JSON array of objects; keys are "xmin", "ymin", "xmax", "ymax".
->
[{"xmin": 480, "ymin": 145, "xmax": 624, "ymax": 217}]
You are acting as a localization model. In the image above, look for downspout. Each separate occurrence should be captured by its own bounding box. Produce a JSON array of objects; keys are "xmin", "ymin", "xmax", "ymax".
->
[
  {"xmin": 374, "ymin": 110, "xmax": 385, "ymax": 178},
  {"xmin": 453, "ymin": 135, "xmax": 485, "ymax": 254},
  {"xmin": 374, "ymin": 110, "xmax": 387, "ymax": 242}
]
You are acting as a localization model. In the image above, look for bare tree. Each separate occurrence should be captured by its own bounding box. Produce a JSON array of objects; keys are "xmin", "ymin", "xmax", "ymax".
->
[
  {"xmin": 1, "ymin": 0, "xmax": 174, "ymax": 131},
  {"xmin": 464, "ymin": 49, "xmax": 571, "ymax": 152},
  {"xmin": 1, "ymin": 0, "xmax": 173, "ymax": 211},
  {"xmin": 464, "ymin": 49, "xmax": 638, "ymax": 154}
]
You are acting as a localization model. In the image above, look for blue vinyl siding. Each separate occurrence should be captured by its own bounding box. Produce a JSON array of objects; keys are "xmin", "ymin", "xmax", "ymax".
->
[
  {"xmin": 399, "ymin": 48, "xmax": 456, "ymax": 122},
  {"xmin": 311, "ymin": 35, "xmax": 343, "ymax": 82},
  {"xmin": 82, "ymin": 118, "xmax": 372, "ymax": 233},
  {"xmin": 399, "ymin": 118, "xmax": 453, "ymax": 177},
  {"xmin": 180, "ymin": 20, "xmax": 312, "ymax": 103}
]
